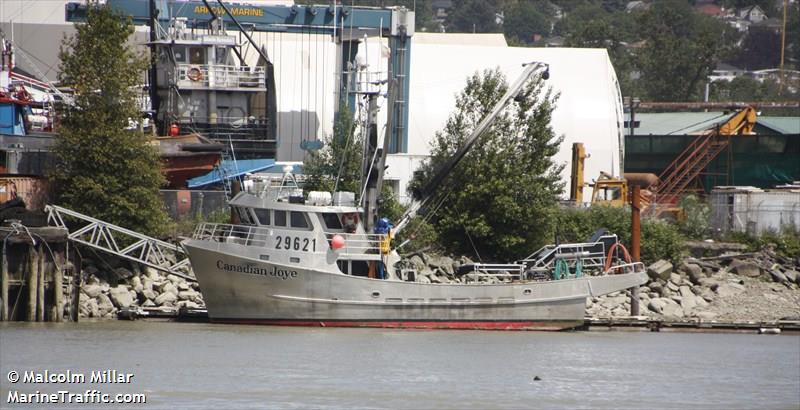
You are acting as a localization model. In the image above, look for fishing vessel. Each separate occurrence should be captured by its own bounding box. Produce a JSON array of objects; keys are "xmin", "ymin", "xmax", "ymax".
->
[{"xmin": 182, "ymin": 62, "xmax": 647, "ymax": 330}]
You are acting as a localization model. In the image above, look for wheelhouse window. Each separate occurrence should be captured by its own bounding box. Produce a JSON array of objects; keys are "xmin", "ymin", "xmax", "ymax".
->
[
  {"xmin": 173, "ymin": 46, "xmax": 186, "ymax": 63},
  {"xmin": 189, "ymin": 47, "xmax": 206, "ymax": 64},
  {"xmin": 290, "ymin": 211, "xmax": 310, "ymax": 229},
  {"xmin": 235, "ymin": 207, "xmax": 253, "ymax": 224},
  {"xmin": 322, "ymin": 213, "xmax": 342, "ymax": 230},
  {"xmin": 253, "ymin": 208, "xmax": 270, "ymax": 226},
  {"xmin": 274, "ymin": 210, "xmax": 287, "ymax": 227}
]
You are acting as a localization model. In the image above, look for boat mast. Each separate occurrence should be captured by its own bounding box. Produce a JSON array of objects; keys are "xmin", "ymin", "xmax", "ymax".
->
[{"xmin": 393, "ymin": 61, "xmax": 551, "ymax": 236}]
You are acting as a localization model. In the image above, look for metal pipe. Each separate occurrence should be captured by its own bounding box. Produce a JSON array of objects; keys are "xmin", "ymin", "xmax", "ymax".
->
[{"xmin": 630, "ymin": 185, "xmax": 641, "ymax": 316}]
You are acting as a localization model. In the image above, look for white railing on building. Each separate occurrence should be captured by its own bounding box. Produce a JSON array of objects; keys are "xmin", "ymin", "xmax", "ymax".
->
[{"xmin": 176, "ymin": 64, "xmax": 266, "ymax": 89}]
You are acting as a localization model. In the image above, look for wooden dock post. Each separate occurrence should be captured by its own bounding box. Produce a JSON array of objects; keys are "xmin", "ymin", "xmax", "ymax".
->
[
  {"xmin": 1, "ymin": 245, "xmax": 8, "ymax": 321},
  {"xmin": 52, "ymin": 248, "xmax": 63, "ymax": 322},
  {"xmin": 26, "ymin": 245, "xmax": 38, "ymax": 321},
  {"xmin": 70, "ymin": 249, "xmax": 81, "ymax": 322},
  {"xmin": 36, "ymin": 245, "xmax": 45, "ymax": 322}
]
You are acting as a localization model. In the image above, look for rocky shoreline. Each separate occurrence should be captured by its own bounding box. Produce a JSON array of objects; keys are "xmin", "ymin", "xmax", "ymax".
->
[
  {"xmin": 78, "ymin": 262, "xmax": 203, "ymax": 319},
  {"xmin": 76, "ymin": 247, "xmax": 800, "ymax": 323}
]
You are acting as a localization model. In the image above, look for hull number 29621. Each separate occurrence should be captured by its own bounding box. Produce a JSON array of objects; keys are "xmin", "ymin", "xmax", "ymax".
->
[{"xmin": 275, "ymin": 235, "xmax": 316, "ymax": 252}]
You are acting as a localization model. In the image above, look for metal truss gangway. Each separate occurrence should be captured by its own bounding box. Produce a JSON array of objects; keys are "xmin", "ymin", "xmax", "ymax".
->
[{"xmin": 45, "ymin": 205, "xmax": 195, "ymax": 282}]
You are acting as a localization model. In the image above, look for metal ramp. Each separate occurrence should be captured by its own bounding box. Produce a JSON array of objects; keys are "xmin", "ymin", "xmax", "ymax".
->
[{"xmin": 44, "ymin": 205, "xmax": 195, "ymax": 281}]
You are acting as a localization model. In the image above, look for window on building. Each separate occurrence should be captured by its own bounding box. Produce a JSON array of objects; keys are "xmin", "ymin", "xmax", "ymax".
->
[
  {"xmin": 189, "ymin": 47, "xmax": 206, "ymax": 65},
  {"xmin": 173, "ymin": 46, "xmax": 186, "ymax": 63},
  {"xmin": 215, "ymin": 47, "xmax": 228, "ymax": 65}
]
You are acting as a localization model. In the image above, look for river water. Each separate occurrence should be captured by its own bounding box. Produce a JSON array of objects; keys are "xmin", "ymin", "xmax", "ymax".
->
[{"xmin": 1, "ymin": 321, "xmax": 798, "ymax": 409}]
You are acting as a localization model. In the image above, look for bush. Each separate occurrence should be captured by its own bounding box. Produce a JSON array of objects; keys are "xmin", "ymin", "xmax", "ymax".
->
[
  {"xmin": 173, "ymin": 208, "xmax": 231, "ymax": 237},
  {"xmin": 555, "ymin": 205, "xmax": 685, "ymax": 265},
  {"xmin": 727, "ymin": 229, "xmax": 800, "ymax": 259},
  {"xmin": 677, "ymin": 194, "xmax": 710, "ymax": 239}
]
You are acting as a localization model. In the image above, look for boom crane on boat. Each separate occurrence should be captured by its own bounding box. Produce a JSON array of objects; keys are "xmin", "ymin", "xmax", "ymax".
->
[{"xmin": 392, "ymin": 62, "xmax": 551, "ymax": 237}]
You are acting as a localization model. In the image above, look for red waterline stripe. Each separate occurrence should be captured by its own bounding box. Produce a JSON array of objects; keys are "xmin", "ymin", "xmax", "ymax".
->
[{"xmin": 213, "ymin": 319, "xmax": 583, "ymax": 331}]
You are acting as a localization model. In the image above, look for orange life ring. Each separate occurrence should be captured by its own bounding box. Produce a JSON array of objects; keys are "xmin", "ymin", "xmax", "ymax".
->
[{"xmin": 187, "ymin": 66, "xmax": 203, "ymax": 82}]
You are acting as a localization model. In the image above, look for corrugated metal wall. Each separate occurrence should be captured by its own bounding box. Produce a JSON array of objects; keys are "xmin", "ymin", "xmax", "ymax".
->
[{"xmin": 710, "ymin": 190, "xmax": 800, "ymax": 235}]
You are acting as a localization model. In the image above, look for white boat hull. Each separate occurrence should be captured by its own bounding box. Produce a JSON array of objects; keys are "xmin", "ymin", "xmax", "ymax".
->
[{"xmin": 183, "ymin": 239, "xmax": 647, "ymax": 330}]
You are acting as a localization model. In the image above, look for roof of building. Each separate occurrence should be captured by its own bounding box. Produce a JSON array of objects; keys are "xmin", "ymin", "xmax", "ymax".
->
[
  {"xmin": 757, "ymin": 117, "xmax": 800, "ymax": 134},
  {"xmin": 628, "ymin": 112, "xmax": 800, "ymax": 136},
  {"xmin": 695, "ymin": 4, "xmax": 725, "ymax": 16},
  {"xmin": 186, "ymin": 159, "xmax": 303, "ymax": 188}
]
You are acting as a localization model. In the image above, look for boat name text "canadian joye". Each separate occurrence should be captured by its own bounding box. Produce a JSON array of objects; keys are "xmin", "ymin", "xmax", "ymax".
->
[{"xmin": 216, "ymin": 260, "xmax": 298, "ymax": 279}]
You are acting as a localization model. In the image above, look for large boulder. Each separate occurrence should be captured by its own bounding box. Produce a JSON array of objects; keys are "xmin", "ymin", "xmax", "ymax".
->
[
  {"xmin": 113, "ymin": 267, "xmax": 135, "ymax": 280},
  {"xmin": 731, "ymin": 260, "xmax": 761, "ymax": 277},
  {"xmin": 683, "ymin": 263, "xmax": 704, "ymax": 284},
  {"xmin": 142, "ymin": 289, "xmax": 157, "ymax": 301},
  {"xmin": 661, "ymin": 300, "xmax": 684, "ymax": 318},
  {"xmin": 96, "ymin": 293, "xmax": 115, "ymax": 316},
  {"xmin": 783, "ymin": 270, "xmax": 799, "ymax": 284},
  {"xmin": 647, "ymin": 260, "xmax": 673, "ymax": 281},
  {"xmin": 768, "ymin": 270, "xmax": 787, "ymax": 283},
  {"xmin": 695, "ymin": 311, "xmax": 718, "ymax": 321},
  {"xmin": 647, "ymin": 298, "xmax": 667, "ymax": 314},
  {"xmin": 407, "ymin": 255, "xmax": 427, "ymax": 271},
  {"xmin": 154, "ymin": 292, "xmax": 177, "ymax": 306},
  {"xmin": 82, "ymin": 284, "xmax": 103, "ymax": 298},
  {"xmin": 715, "ymin": 283, "xmax": 745, "ymax": 297},
  {"xmin": 108, "ymin": 285, "xmax": 134, "ymax": 309},
  {"xmin": 427, "ymin": 255, "xmax": 455, "ymax": 275},
  {"xmin": 160, "ymin": 282, "xmax": 179, "ymax": 296}
]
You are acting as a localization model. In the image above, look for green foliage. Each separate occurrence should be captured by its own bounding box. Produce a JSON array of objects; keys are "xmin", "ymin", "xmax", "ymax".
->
[
  {"xmin": 302, "ymin": 106, "xmax": 403, "ymax": 227},
  {"xmin": 52, "ymin": 3, "xmax": 172, "ymax": 237},
  {"xmin": 503, "ymin": 1, "xmax": 551, "ymax": 44},
  {"xmin": 710, "ymin": 76, "xmax": 800, "ymax": 103},
  {"xmin": 555, "ymin": 206, "xmax": 686, "ymax": 265},
  {"xmin": 727, "ymin": 229, "xmax": 800, "ymax": 258},
  {"xmin": 446, "ymin": 0, "xmax": 502, "ymax": 33},
  {"xmin": 677, "ymin": 194, "xmax": 710, "ymax": 239},
  {"xmin": 173, "ymin": 208, "xmax": 231, "ymax": 237},
  {"xmin": 303, "ymin": 107, "xmax": 361, "ymax": 196},
  {"xmin": 636, "ymin": 0, "xmax": 734, "ymax": 101},
  {"xmin": 641, "ymin": 219, "xmax": 686, "ymax": 264},
  {"xmin": 411, "ymin": 68, "xmax": 564, "ymax": 261}
]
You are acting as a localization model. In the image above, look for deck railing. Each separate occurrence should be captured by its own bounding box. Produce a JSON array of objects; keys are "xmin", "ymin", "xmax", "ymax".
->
[{"xmin": 193, "ymin": 223, "xmax": 387, "ymax": 255}]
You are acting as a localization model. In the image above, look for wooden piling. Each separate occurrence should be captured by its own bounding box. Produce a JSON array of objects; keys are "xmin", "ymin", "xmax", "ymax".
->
[
  {"xmin": 1, "ymin": 245, "xmax": 8, "ymax": 321},
  {"xmin": 70, "ymin": 249, "xmax": 81, "ymax": 322},
  {"xmin": 26, "ymin": 245, "xmax": 38, "ymax": 321},
  {"xmin": 53, "ymin": 248, "xmax": 63, "ymax": 322},
  {"xmin": 36, "ymin": 245, "xmax": 45, "ymax": 322}
]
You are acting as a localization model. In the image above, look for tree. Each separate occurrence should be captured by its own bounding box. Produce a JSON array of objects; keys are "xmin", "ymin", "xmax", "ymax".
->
[
  {"xmin": 411, "ymin": 68, "xmax": 564, "ymax": 261},
  {"xmin": 503, "ymin": 1, "xmax": 551, "ymax": 44},
  {"xmin": 53, "ymin": 3, "xmax": 171, "ymax": 236},
  {"xmin": 445, "ymin": 0, "xmax": 502, "ymax": 33},
  {"xmin": 635, "ymin": 0, "xmax": 735, "ymax": 101},
  {"xmin": 303, "ymin": 105, "xmax": 361, "ymax": 195},
  {"xmin": 303, "ymin": 104, "xmax": 404, "ymax": 223},
  {"xmin": 732, "ymin": 25, "xmax": 782, "ymax": 70}
]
